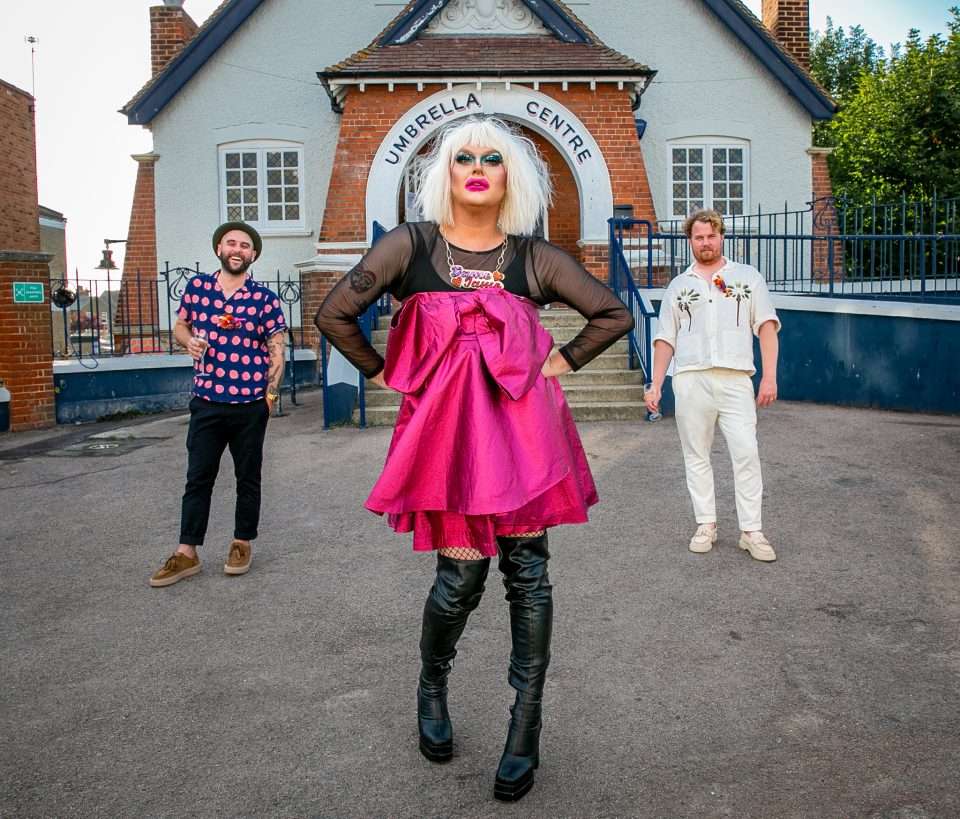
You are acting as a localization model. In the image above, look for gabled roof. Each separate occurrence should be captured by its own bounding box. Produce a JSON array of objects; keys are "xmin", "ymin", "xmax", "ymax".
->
[
  {"xmin": 121, "ymin": 0, "xmax": 259, "ymax": 125},
  {"xmin": 319, "ymin": 0, "xmax": 654, "ymax": 102},
  {"xmin": 121, "ymin": 0, "xmax": 836, "ymax": 126}
]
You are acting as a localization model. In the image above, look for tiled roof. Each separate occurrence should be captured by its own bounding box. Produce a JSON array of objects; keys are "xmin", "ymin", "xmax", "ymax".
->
[{"xmin": 321, "ymin": 36, "xmax": 653, "ymax": 78}]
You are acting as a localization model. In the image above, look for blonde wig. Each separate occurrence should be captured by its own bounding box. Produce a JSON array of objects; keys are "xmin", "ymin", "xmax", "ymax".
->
[{"xmin": 415, "ymin": 116, "xmax": 553, "ymax": 236}]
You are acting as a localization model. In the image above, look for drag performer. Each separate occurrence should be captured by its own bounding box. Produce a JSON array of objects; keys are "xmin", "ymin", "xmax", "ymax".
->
[{"xmin": 314, "ymin": 117, "xmax": 632, "ymax": 801}]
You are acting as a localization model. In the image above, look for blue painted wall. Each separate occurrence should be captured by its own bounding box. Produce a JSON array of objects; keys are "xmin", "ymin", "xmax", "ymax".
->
[
  {"xmin": 649, "ymin": 300, "xmax": 959, "ymax": 415},
  {"xmin": 55, "ymin": 358, "xmax": 319, "ymax": 423},
  {"xmin": 771, "ymin": 308, "xmax": 960, "ymax": 414}
]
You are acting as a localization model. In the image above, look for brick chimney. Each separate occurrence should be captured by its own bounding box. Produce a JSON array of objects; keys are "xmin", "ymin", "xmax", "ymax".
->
[
  {"xmin": 150, "ymin": 1, "xmax": 199, "ymax": 77},
  {"xmin": 762, "ymin": 0, "xmax": 810, "ymax": 70}
]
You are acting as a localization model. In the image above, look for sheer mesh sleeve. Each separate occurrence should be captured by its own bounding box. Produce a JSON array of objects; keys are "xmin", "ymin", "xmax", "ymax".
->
[
  {"xmin": 313, "ymin": 225, "xmax": 415, "ymax": 378},
  {"xmin": 526, "ymin": 240, "xmax": 634, "ymax": 371}
]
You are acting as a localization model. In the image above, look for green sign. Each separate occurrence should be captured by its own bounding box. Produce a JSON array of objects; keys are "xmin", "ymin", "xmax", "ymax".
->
[{"xmin": 12, "ymin": 282, "xmax": 45, "ymax": 304}]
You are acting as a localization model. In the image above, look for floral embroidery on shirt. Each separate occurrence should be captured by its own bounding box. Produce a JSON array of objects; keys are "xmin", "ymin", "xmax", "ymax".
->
[
  {"xmin": 676, "ymin": 288, "xmax": 701, "ymax": 331},
  {"xmin": 724, "ymin": 281, "xmax": 752, "ymax": 325},
  {"xmin": 712, "ymin": 273, "xmax": 729, "ymax": 294}
]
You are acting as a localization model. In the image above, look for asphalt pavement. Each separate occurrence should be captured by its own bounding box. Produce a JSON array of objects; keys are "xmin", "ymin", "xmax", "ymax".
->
[{"xmin": 1, "ymin": 392, "xmax": 958, "ymax": 818}]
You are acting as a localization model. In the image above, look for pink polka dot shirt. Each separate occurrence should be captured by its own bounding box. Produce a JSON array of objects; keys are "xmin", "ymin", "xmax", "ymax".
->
[{"xmin": 177, "ymin": 273, "xmax": 288, "ymax": 403}]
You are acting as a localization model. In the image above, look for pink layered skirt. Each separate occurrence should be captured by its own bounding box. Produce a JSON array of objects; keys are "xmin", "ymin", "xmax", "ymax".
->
[{"xmin": 365, "ymin": 289, "xmax": 598, "ymax": 556}]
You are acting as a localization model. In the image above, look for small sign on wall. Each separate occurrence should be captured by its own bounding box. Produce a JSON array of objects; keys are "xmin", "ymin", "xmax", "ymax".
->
[{"xmin": 12, "ymin": 282, "xmax": 45, "ymax": 304}]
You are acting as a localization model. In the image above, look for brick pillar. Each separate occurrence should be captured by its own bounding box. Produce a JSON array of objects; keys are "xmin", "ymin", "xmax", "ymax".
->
[
  {"xmin": 0, "ymin": 79, "xmax": 55, "ymax": 430},
  {"xmin": 150, "ymin": 2, "xmax": 199, "ymax": 76},
  {"xmin": 116, "ymin": 153, "xmax": 162, "ymax": 353},
  {"xmin": 808, "ymin": 147, "xmax": 841, "ymax": 282},
  {"xmin": 762, "ymin": 0, "xmax": 810, "ymax": 70}
]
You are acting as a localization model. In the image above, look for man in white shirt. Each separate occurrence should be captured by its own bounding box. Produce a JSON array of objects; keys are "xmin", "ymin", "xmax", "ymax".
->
[{"xmin": 645, "ymin": 209, "xmax": 780, "ymax": 561}]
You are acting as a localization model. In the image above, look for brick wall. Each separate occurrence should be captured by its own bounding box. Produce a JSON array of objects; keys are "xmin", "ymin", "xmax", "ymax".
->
[
  {"xmin": 318, "ymin": 82, "xmax": 655, "ymax": 285},
  {"xmin": 762, "ymin": 0, "xmax": 810, "ymax": 70},
  {"xmin": 0, "ymin": 79, "xmax": 54, "ymax": 430},
  {"xmin": 150, "ymin": 3, "xmax": 199, "ymax": 77},
  {"xmin": 0, "ymin": 80, "xmax": 41, "ymax": 253}
]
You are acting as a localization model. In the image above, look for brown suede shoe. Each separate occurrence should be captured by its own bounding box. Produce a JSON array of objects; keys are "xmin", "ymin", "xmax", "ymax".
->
[
  {"xmin": 150, "ymin": 552, "xmax": 201, "ymax": 587},
  {"xmin": 224, "ymin": 540, "xmax": 252, "ymax": 575}
]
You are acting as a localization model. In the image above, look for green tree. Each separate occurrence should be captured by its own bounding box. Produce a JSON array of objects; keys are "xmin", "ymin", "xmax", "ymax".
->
[
  {"xmin": 822, "ymin": 8, "xmax": 960, "ymax": 204},
  {"xmin": 811, "ymin": 18, "xmax": 886, "ymax": 102}
]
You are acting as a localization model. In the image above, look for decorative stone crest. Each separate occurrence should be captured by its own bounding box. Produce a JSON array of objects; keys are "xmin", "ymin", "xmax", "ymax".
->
[{"xmin": 425, "ymin": 0, "xmax": 550, "ymax": 36}]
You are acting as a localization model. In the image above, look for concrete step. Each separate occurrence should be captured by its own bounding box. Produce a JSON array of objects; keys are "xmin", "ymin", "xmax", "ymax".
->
[
  {"xmin": 362, "ymin": 383, "xmax": 646, "ymax": 408},
  {"xmin": 355, "ymin": 399, "xmax": 647, "ymax": 426}
]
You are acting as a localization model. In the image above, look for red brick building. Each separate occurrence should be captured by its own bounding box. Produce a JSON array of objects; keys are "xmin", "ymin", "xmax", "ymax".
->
[{"xmin": 0, "ymin": 78, "xmax": 55, "ymax": 431}]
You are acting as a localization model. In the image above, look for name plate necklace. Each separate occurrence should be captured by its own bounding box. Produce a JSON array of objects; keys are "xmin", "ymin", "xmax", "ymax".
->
[{"xmin": 443, "ymin": 234, "xmax": 507, "ymax": 290}]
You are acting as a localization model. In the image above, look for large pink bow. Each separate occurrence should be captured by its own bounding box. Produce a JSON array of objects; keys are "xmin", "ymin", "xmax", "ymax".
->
[{"xmin": 383, "ymin": 290, "xmax": 555, "ymax": 400}]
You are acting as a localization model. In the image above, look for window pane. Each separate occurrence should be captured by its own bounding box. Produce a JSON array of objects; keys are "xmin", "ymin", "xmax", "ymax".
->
[
  {"xmin": 689, "ymin": 165, "xmax": 703, "ymax": 181},
  {"xmin": 714, "ymin": 166, "xmax": 727, "ymax": 180},
  {"xmin": 691, "ymin": 200, "xmax": 703, "ymax": 211},
  {"xmin": 285, "ymin": 205, "xmax": 300, "ymax": 220},
  {"xmin": 242, "ymin": 170, "xmax": 257, "ymax": 186},
  {"xmin": 244, "ymin": 206, "xmax": 258, "ymax": 221},
  {"xmin": 672, "ymin": 148, "xmax": 686, "ymax": 163},
  {"xmin": 243, "ymin": 189, "xmax": 258, "ymax": 204},
  {"xmin": 226, "ymin": 170, "xmax": 241, "ymax": 186},
  {"xmin": 267, "ymin": 170, "xmax": 281, "ymax": 186},
  {"xmin": 227, "ymin": 206, "xmax": 242, "ymax": 220},
  {"xmin": 672, "ymin": 165, "xmax": 687, "ymax": 181},
  {"xmin": 673, "ymin": 183, "xmax": 687, "ymax": 198},
  {"xmin": 266, "ymin": 152, "xmax": 281, "ymax": 167},
  {"xmin": 729, "ymin": 165, "xmax": 743, "ymax": 181},
  {"xmin": 730, "ymin": 183, "xmax": 743, "ymax": 198},
  {"xmin": 283, "ymin": 151, "xmax": 299, "ymax": 166},
  {"xmin": 268, "ymin": 205, "xmax": 283, "ymax": 221},
  {"xmin": 225, "ymin": 153, "xmax": 240, "ymax": 169},
  {"xmin": 283, "ymin": 169, "xmax": 299, "ymax": 185},
  {"xmin": 690, "ymin": 183, "xmax": 703, "ymax": 197},
  {"xmin": 242, "ymin": 152, "xmax": 257, "ymax": 168},
  {"xmin": 673, "ymin": 200, "xmax": 688, "ymax": 217},
  {"xmin": 712, "ymin": 148, "xmax": 726, "ymax": 164},
  {"xmin": 729, "ymin": 148, "xmax": 743, "ymax": 163},
  {"xmin": 689, "ymin": 149, "xmax": 703, "ymax": 164},
  {"xmin": 729, "ymin": 201, "xmax": 744, "ymax": 215},
  {"xmin": 714, "ymin": 183, "xmax": 728, "ymax": 198},
  {"xmin": 285, "ymin": 186, "xmax": 299, "ymax": 203},
  {"xmin": 226, "ymin": 189, "xmax": 241, "ymax": 205},
  {"xmin": 268, "ymin": 187, "xmax": 282, "ymax": 203}
]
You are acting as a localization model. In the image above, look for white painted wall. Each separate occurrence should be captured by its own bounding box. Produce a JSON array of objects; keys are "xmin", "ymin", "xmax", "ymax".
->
[
  {"xmin": 587, "ymin": 0, "xmax": 815, "ymax": 220},
  {"xmin": 150, "ymin": 0, "xmax": 398, "ymax": 281},
  {"xmin": 149, "ymin": 0, "xmax": 816, "ymax": 286}
]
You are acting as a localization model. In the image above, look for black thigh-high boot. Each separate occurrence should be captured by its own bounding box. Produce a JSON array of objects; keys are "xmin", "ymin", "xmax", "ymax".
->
[
  {"xmin": 418, "ymin": 553, "xmax": 490, "ymax": 762},
  {"xmin": 494, "ymin": 532, "xmax": 553, "ymax": 801}
]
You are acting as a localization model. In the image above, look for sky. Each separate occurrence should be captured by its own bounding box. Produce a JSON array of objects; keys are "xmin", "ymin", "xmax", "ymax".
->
[{"xmin": 0, "ymin": 0, "xmax": 954, "ymax": 278}]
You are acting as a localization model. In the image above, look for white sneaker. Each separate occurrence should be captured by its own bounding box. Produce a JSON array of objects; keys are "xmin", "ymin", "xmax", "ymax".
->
[
  {"xmin": 738, "ymin": 531, "xmax": 777, "ymax": 562},
  {"xmin": 689, "ymin": 524, "xmax": 717, "ymax": 553}
]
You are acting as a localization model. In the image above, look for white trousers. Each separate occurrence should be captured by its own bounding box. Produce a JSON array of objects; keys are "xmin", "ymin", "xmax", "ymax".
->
[{"xmin": 673, "ymin": 368, "xmax": 763, "ymax": 531}]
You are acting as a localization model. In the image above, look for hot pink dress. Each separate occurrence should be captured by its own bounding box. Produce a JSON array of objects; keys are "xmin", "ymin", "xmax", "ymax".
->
[{"xmin": 364, "ymin": 288, "xmax": 598, "ymax": 557}]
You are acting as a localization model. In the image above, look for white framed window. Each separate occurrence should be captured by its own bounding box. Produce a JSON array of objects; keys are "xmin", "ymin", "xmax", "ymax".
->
[
  {"xmin": 218, "ymin": 141, "xmax": 305, "ymax": 234},
  {"xmin": 668, "ymin": 138, "xmax": 749, "ymax": 218}
]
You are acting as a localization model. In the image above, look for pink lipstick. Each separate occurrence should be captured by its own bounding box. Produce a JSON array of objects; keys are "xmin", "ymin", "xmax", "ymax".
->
[{"xmin": 466, "ymin": 179, "xmax": 489, "ymax": 191}]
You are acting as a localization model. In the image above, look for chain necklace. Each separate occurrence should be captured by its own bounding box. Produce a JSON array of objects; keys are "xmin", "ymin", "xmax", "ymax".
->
[{"xmin": 443, "ymin": 234, "xmax": 507, "ymax": 290}]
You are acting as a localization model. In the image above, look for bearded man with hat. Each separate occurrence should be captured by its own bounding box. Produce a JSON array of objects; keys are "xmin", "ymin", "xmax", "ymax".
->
[{"xmin": 150, "ymin": 222, "xmax": 288, "ymax": 587}]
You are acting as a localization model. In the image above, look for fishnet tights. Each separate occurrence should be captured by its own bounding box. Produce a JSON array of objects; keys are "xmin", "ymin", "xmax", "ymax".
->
[{"xmin": 439, "ymin": 531, "xmax": 546, "ymax": 561}]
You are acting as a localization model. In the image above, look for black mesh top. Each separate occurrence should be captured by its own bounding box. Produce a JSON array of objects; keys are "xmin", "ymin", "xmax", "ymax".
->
[{"xmin": 314, "ymin": 222, "xmax": 633, "ymax": 378}]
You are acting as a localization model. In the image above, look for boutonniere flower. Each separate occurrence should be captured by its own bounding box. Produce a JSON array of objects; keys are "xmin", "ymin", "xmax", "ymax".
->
[
  {"xmin": 676, "ymin": 288, "xmax": 700, "ymax": 331},
  {"xmin": 215, "ymin": 313, "xmax": 240, "ymax": 330},
  {"xmin": 712, "ymin": 274, "xmax": 730, "ymax": 295}
]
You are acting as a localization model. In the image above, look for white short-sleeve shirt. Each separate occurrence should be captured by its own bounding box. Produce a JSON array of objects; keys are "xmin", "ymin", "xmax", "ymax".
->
[{"xmin": 653, "ymin": 260, "xmax": 780, "ymax": 376}]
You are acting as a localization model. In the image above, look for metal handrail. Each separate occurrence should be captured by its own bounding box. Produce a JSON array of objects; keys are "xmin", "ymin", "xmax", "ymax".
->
[{"xmin": 608, "ymin": 218, "xmax": 657, "ymax": 380}]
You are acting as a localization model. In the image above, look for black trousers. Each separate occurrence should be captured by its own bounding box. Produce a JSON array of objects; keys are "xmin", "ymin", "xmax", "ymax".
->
[{"xmin": 179, "ymin": 396, "xmax": 269, "ymax": 547}]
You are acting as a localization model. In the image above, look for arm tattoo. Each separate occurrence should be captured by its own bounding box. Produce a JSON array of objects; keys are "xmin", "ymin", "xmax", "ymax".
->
[
  {"xmin": 267, "ymin": 331, "xmax": 286, "ymax": 393},
  {"xmin": 348, "ymin": 264, "xmax": 376, "ymax": 294}
]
